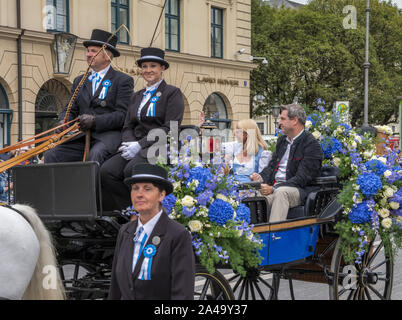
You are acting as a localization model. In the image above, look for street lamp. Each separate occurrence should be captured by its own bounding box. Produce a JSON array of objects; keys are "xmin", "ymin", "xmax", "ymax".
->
[
  {"xmin": 360, "ymin": 0, "xmax": 376, "ymax": 136},
  {"xmin": 272, "ymin": 98, "xmax": 281, "ymax": 131},
  {"xmin": 51, "ymin": 32, "xmax": 77, "ymax": 75}
]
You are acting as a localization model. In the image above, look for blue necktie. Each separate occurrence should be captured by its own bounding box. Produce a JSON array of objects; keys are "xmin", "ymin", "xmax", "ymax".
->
[
  {"xmin": 132, "ymin": 226, "xmax": 147, "ymax": 271},
  {"xmin": 91, "ymin": 73, "xmax": 101, "ymax": 95}
]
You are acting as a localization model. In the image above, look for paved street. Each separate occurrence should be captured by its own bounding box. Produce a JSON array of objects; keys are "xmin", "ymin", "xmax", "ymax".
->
[{"xmin": 219, "ymin": 248, "xmax": 402, "ymax": 300}]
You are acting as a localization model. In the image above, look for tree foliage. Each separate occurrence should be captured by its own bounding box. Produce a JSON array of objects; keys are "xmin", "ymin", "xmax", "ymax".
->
[{"xmin": 251, "ymin": 0, "xmax": 402, "ymax": 126}]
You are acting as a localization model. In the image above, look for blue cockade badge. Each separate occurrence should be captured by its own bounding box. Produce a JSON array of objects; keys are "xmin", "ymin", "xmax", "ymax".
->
[
  {"xmin": 146, "ymin": 94, "xmax": 160, "ymax": 117},
  {"xmin": 138, "ymin": 244, "xmax": 157, "ymax": 280},
  {"xmin": 99, "ymin": 80, "xmax": 112, "ymax": 100}
]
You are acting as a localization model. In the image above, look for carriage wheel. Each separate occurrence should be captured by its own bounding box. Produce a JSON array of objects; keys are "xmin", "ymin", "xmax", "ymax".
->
[
  {"xmin": 226, "ymin": 268, "xmax": 280, "ymax": 300},
  {"xmin": 329, "ymin": 237, "xmax": 393, "ymax": 300},
  {"xmin": 59, "ymin": 260, "xmax": 106, "ymax": 300},
  {"xmin": 194, "ymin": 265, "xmax": 235, "ymax": 300}
]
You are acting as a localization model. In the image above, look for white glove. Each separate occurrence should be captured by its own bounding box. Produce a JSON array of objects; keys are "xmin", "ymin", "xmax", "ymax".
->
[{"xmin": 121, "ymin": 141, "xmax": 141, "ymax": 161}]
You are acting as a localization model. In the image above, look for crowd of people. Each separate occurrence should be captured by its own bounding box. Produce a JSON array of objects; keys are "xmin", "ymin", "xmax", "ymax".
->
[{"xmin": 30, "ymin": 28, "xmax": 323, "ymax": 300}]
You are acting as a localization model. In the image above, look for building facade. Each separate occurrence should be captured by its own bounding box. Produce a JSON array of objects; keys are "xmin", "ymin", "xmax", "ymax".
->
[{"xmin": 0, "ymin": 0, "xmax": 253, "ymax": 146}]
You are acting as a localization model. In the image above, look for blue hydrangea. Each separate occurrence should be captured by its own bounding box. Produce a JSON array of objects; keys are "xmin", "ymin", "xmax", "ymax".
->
[
  {"xmin": 364, "ymin": 160, "xmax": 387, "ymax": 176},
  {"xmin": 235, "ymin": 203, "xmax": 251, "ymax": 224},
  {"xmin": 162, "ymin": 193, "xmax": 177, "ymax": 214},
  {"xmin": 357, "ymin": 173, "xmax": 382, "ymax": 197},
  {"xmin": 208, "ymin": 199, "xmax": 234, "ymax": 226},
  {"xmin": 188, "ymin": 167, "xmax": 213, "ymax": 193},
  {"xmin": 196, "ymin": 190, "xmax": 213, "ymax": 207},
  {"xmin": 349, "ymin": 201, "xmax": 372, "ymax": 224},
  {"xmin": 321, "ymin": 137, "xmax": 343, "ymax": 159}
]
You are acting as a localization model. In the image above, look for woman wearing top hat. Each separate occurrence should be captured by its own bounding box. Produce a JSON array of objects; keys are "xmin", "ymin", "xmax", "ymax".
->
[
  {"xmin": 44, "ymin": 29, "xmax": 134, "ymax": 165},
  {"xmin": 108, "ymin": 163, "xmax": 195, "ymax": 300},
  {"xmin": 100, "ymin": 47, "xmax": 184, "ymax": 211}
]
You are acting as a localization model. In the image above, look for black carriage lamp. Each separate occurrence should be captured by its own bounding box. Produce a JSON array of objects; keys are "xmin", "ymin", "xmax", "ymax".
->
[
  {"xmin": 51, "ymin": 32, "xmax": 78, "ymax": 75},
  {"xmin": 272, "ymin": 98, "xmax": 281, "ymax": 130}
]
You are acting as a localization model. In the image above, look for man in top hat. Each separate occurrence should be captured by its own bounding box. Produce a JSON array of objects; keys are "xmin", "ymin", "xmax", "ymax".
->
[
  {"xmin": 44, "ymin": 29, "xmax": 134, "ymax": 165},
  {"xmin": 100, "ymin": 47, "xmax": 184, "ymax": 211}
]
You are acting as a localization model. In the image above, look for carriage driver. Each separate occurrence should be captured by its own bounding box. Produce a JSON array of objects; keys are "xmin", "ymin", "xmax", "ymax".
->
[
  {"xmin": 108, "ymin": 163, "xmax": 195, "ymax": 300},
  {"xmin": 44, "ymin": 29, "xmax": 134, "ymax": 165},
  {"xmin": 251, "ymin": 103, "xmax": 323, "ymax": 222}
]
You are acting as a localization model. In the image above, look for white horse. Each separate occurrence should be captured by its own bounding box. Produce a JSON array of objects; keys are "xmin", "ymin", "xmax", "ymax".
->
[{"xmin": 0, "ymin": 204, "xmax": 65, "ymax": 300}]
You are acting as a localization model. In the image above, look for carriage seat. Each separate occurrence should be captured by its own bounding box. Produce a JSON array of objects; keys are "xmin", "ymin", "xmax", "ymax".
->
[
  {"xmin": 245, "ymin": 167, "xmax": 340, "ymax": 224},
  {"xmin": 287, "ymin": 166, "xmax": 340, "ymax": 220}
]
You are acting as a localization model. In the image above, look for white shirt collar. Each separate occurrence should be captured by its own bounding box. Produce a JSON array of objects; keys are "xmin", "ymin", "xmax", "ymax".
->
[
  {"xmin": 286, "ymin": 129, "xmax": 304, "ymax": 144},
  {"xmin": 145, "ymin": 79, "xmax": 163, "ymax": 93},
  {"xmin": 92, "ymin": 64, "xmax": 111, "ymax": 78},
  {"xmin": 137, "ymin": 210, "xmax": 163, "ymax": 236}
]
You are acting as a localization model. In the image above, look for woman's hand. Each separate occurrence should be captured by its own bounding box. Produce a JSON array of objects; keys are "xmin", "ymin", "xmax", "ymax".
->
[{"xmin": 250, "ymin": 173, "xmax": 263, "ymax": 182}]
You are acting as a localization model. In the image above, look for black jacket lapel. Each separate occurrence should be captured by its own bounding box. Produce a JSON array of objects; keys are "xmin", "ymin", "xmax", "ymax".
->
[{"xmin": 123, "ymin": 219, "xmax": 138, "ymax": 277}]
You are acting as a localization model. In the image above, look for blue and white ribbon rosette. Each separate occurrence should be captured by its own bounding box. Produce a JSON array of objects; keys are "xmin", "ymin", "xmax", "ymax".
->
[
  {"xmin": 99, "ymin": 80, "xmax": 112, "ymax": 100},
  {"xmin": 146, "ymin": 96, "xmax": 159, "ymax": 117},
  {"xmin": 138, "ymin": 244, "xmax": 157, "ymax": 280}
]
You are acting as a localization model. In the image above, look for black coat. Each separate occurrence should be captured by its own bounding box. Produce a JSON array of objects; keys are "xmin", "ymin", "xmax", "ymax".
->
[
  {"xmin": 259, "ymin": 130, "xmax": 323, "ymax": 202},
  {"xmin": 108, "ymin": 212, "xmax": 195, "ymax": 300},
  {"xmin": 121, "ymin": 80, "xmax": 184, "ymax": 159},
  {"xmin": 60, "ymin": 66, "xmax": 134, "ymax": 153}
]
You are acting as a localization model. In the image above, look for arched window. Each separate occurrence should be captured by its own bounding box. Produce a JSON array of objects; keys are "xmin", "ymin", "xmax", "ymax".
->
[
  {"xmin": 203, "ymin": 93, "xmax": 231, "ymax": 130},
  {"xmin": 35, "ymin": 79, "xmax": 70, "ymax": 135},
  {"xmin": 0, "ymin": 84, "xmax": 12, "ymax": 148}
]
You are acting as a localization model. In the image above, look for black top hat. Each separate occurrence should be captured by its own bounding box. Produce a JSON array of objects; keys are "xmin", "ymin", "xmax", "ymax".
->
[
  {"xmin": 124, "ymin": 164, "xmax": 173, "ymax": 195},
  {"xmin": 136, "ymin": 47, "xmax": 169, "ymax": 69},
  {"xmin": 83, "ymin": 29, "xmax": 120, "ymax": 57}
]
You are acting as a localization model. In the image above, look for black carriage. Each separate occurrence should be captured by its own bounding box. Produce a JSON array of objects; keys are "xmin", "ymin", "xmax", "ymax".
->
[{"xmin": 12, "ymin": 161, "xmax": 393, "ymax": 300}]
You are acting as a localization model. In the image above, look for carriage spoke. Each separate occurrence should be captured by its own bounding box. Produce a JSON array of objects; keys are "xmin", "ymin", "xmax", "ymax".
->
[
  {"xmin": 232, "ymin": 276, "xmax": 243, "ymax": 293},
  {"xmin": 369, "ymin": 259, "xmax": 388, "ymax": 272},
  {"xmin": 257, "ymin": 276, "xmax": 275, "ymax": 292},
  {"xmin": 368, "ymin": 284, "xmax": 385, "ymax": 300},
  {"xmin": 364, "ymin": 287, "xmax": 372, "ymax": 300},
  {"xmin": 367, "ymin": 242, "xmax": 383, "ymax": 266},
  {"xmin": 254, "ymin": 279, "xmax": 267, "ymax": 300},
  {"xmin": 346, "ymin": 289, "xmax": 356, "ymax": 300},
  {"xmin": 199, "ymin": 279, "xmax": 211, "ymax": 300},
  {"xmin": 249, "ymin": 280, "xmax": 257, "ymax": 300},
  {"xmin": 227, "ymin": 273, "xmax": 241, "ymax": 283}
]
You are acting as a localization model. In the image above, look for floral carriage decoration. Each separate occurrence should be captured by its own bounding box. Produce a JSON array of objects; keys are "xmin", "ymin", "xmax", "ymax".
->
[
  {"xmin": 306, "ymin": 99, "xmax": 402, "ymax": 264},
  {"xmin": 123, "ymin": 147, "xmax": 263, "ymax": 276}
]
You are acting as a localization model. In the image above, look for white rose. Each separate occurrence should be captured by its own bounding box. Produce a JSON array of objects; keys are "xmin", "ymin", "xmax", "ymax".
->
[
  {"xmin": 351, "ymin": 141, "xmax": 357, "ymax": 149},
  {"xmin": 355, "ymin": 135, "xmax": 362, "ymax": 144},
  {"xmin": 378, "ymin": 208, "xmax": 390, "ymax": 218},
  {"xmin": 188, "ymin": 220, "xmax": 203, "ymax": 232},
  {"xmin": 381, "ymin": 218, "xmax": 392, "ymax": 229},
  {"xmin": 378, "ymin": 157, "xmax": 387, "ymax": 165},
  {"xmin": 384, "ymin": 170, "xmax": 392, "ymax": 178},
  {"xmin": 173, "ymin": 181, "xmax": 181, "ymax": 190},
  {"xmin": 312, "ymin": 130, "xmax": 321, "ymax": 140},
  {"xmin": 389, "ymin": 202, "xmax": 399, "ymax": 210},
  {"xmin": 333, "ymin": 157, "xmax": 341, "ymax": 167},
  {"xmin": 305, "ymin": 120, "xmax": 312, "ymax": 128},
  {"xmin": 384, "ymin": 187, "xmax": 395, "ymax": 198},
  {"xmin": 363, "ymin": 151, "xmax": 373, "ymax": 159},
  {"xmin": 181, "ymin": 195, "xmax": 195, "ymax": 207}
]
